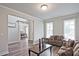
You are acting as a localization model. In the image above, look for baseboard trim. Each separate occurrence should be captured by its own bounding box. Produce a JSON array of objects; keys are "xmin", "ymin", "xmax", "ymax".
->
[
  {"xmin": 0, "ymin": 50, "xmax": 9, "ymax": 56},
  {"xmin": 8, "ymin": 41, "xmax": 20, "ymax": 45}
]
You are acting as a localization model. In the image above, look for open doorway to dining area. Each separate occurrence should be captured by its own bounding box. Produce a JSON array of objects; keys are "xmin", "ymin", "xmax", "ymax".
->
[{"xmin": 8, "ymin": 15, "xmax": 29, "ymax": 56}]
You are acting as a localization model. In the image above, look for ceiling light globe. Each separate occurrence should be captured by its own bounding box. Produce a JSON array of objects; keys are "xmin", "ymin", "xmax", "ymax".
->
[{"xmin": 41, "ymin": 4, "xmax": 48, "ymax": 10}]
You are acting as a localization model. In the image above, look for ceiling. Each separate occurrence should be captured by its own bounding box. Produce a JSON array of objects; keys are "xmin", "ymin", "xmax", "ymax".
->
[{"xmin": 0, "ymin": 3, "xmax": 79, "ymax": 20}]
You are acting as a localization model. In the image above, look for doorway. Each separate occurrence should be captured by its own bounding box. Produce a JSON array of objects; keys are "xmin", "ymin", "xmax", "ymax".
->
[{"xmin": 8, "ymin": 15, "xmax": 29, "ymax": 56}]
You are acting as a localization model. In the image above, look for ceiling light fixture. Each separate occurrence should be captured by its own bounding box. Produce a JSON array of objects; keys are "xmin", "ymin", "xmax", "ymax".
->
[{"xmin": 41, "ymin": 4, "xmax": 48, "ymax": 10}]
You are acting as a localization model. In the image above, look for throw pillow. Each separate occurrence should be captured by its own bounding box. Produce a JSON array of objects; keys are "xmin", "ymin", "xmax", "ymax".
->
[
  {"xmin": 67, "ymin": 39, "xmax": 74, "ymax": 47},
  {"xmin": 73, "ymin": 43, "xmax": 79, "ymax": 52},
  {"xmin": 74, "ymin": 48, "xmax": 79, "ymax": 56}
]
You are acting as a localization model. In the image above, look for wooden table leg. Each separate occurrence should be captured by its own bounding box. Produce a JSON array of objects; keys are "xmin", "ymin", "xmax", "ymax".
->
[{"xmin": 50, "ymin": 46, "xmax": 52, "ymax": 56}]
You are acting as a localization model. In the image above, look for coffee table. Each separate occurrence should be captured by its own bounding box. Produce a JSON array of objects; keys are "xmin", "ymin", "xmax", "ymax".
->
[{"xmin": 29, "ymin": 43, "xmax": 52, "ymax": 56}]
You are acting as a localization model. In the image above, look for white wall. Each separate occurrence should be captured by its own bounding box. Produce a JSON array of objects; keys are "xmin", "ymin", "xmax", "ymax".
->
[
  {"xmin": 29, "ymin": 20, "xmax": 34, "ymax": 40},
  {"xmin": 44, "ymin": 13, "xmax": 79, "ymax": 41},
  {"xmin": 0, "ymin": 7, "xmax": 8, "ymax": 55},
  {"xmin": 29, "ymin": 18, "xmax": 44, "ymax": 43},
  {"xmin": 0, "ymin": 5, "xmax": 44, "ymax": 55},
  {"xmin": 33, "ymin": 20, "xmax": 44, "ymax": 44},
  {"xmin": 75, "ymin": 16, "xmax": 79, "ymax": 41},
  {"xmin": 53, "ymin": 19, "xmax": 64, "ymax": 35}
]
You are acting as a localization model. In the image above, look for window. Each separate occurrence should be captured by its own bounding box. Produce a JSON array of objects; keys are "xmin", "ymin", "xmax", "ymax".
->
[
  {"xmin": 64, "ymin": 19, "xmax": 75, "ymax": 41},
  {"xmin": 46, "ymin": 22, "xmax": 53, "ymax": 38}
]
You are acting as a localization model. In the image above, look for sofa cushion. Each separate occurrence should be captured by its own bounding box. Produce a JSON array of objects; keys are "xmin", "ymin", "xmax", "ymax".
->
[
  {"xmin": 44, "ymin": 35, "xmax": 64, "ymax": 47},
  {"xmin": 59, "ymin": 36, "xmax": 64, "ymax": 40},
  {"xmin": 43, "ymin": 38, "xmax": 49, "ymax": 43},
  {"xmin": 64, "ymin": 39, "xmax": 74, "ymax": 47},
  {"xmin": 74, "ymin": 48, "xmax": 79, "ymax": 56},
  {"xmin": 58, "ymin": 46, "xmax": 73, "ymax": 56},
  {"xmin": 68, "ymin": 39, "xmax": 74, "ymax": 47},
  {"xmin": 54, "ymin": 36, "xmax": 59, "ymax": 40},
  {"xmin": 65, "ymin": 41, "xmax": 69, "ymax": 47},
  {"xmin": 73, "ymin": 40, "xmax": 79, "ymax": 48},
  {"xmin": 58, "ymin": 47, "xmax": 66, "ymax": 56},
  {"xmin": 50, "ymin": 36, "xmax": 54, "ymax": 40},
  {"xmin": 73, "ymin": 43, "xmax": 79, "ymax": 52},
  {"xmin": 64, "ymin": 47, "xmax": 73, "ymax": 56}
]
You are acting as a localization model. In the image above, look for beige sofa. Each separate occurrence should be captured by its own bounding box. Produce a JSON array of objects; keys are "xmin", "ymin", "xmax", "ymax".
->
[
  {"xmin": 44, "ymin": 35, "xmax": 64, "ymax": 47},
  {"xmin": 57, "ymin": 39, "xmax": 79, "ymax": 56}
]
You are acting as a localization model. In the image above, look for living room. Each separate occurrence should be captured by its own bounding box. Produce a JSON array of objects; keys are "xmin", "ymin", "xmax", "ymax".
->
[{"xmin": 0, "ymin": 2, "xmax": 79, "ymax": 56}]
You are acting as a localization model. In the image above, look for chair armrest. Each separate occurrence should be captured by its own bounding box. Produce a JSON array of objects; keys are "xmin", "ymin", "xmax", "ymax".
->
[
  {"xmin": 42, "ymin": 38, "xmax": 49, "ymax": 40},
  {"xmin": 42, "ymin": 38, "xmax": 49, "ymax": 43}
]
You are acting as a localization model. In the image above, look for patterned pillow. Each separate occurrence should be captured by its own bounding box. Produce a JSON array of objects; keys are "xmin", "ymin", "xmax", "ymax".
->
[
  {"xmin": 73, "ymin": 40, "xmax": 79, "ymax": 48},
  {"xmin": 58, "ymin": 47, "xmax": 73, "ymax": 56},
  {"xmin": 63, "ymin": 39, "xmax": 74, "ymax": 47},
  {"xmin": 73, "ymin": 43, "xmax": 79, "ymax": 52},
  {"xmin": 74, "ymin": 48, "xmax": 79, "ymax": 56},
  {"xmin": 65, "ymin": 41, "xmax": 69, "ymax": 47},
  {"xmin": 64, "ymin": 47, "xmax": 73, "ymax": 56}
]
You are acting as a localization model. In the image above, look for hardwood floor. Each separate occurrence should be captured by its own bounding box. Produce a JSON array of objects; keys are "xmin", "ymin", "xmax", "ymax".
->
[{"xmin": 4, "ymin": 40, "xmax": 60, "ymax": 56}]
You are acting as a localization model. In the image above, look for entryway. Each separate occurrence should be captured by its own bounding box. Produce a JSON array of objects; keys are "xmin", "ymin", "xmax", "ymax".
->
[{"xmin": 8, "ymin": 15, "xmax": 29, "ymax": 56}]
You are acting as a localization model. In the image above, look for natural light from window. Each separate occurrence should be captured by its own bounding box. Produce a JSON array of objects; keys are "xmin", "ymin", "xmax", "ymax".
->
[
  {"xmin": 64, "ymin": 19, "xmax": 75, "ymax": 41},
  {"xmin": 46, "ymin": 22, "xmax": 53, "ymax": 38}
]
